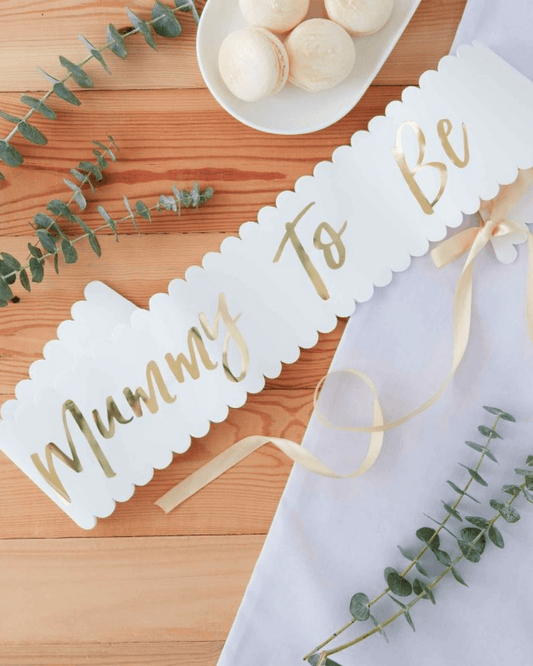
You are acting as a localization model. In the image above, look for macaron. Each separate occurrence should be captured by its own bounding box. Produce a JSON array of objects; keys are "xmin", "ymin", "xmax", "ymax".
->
[
  {"xmin": 239, "ymin": 0, "xmax": 310, "ymax": 34},
  {"xmin": 284, "ymin": 19, "xmax": 356, "ymax": 93},
  {"xmin": 324, "ymin": 0, "xmax": 394, "ymax": 36},
  {"xmin": 218, "ymin": 27, "xmax": 289, "ymax": 102}
]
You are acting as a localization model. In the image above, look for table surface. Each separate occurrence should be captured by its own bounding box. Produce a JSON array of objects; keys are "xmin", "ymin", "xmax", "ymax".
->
[{"xmin": 0, "ymin": 0, "xmax": 467, "ymax": 663}]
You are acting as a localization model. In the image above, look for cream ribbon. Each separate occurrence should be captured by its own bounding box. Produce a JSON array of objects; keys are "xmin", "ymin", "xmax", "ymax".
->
[{"xmin": 156, "ymin": 169, "xmax": 533, "ymax": 514}]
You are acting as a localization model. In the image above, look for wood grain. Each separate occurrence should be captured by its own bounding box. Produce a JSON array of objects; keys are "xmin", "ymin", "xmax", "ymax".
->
[{"xmin": 0, "ymin": 535, "xmax": 263, "ymax": 644}]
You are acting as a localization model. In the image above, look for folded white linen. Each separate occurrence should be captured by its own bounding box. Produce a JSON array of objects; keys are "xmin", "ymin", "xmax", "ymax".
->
[{"xmin": 218, "ymin": 2, "xmax": 533, "ymax": 664}]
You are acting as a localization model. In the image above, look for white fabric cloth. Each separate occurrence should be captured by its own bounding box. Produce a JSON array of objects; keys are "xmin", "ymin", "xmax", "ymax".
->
[{"xmin": 217, "ymin": 3, "xmax": 533, "ymax": 664}]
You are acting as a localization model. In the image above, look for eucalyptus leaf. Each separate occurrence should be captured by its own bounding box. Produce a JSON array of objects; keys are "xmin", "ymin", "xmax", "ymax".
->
[
  {"xmin": 307, "ymin": 654, "xmax": 343, "ymax": 666},
  {"xmin": 369, "ymin": 614, "xmax": 389, "ymax": 642},
  {"xmin": 78, "ymin": 35, "xmax": 111, "ymax": 73},
  {"xmin": 415, "ymin": 527, "xmax": 440, "ymax": 550},
  {"xmin": 152, "ymin": 1, "xmax": 182, "ymax": 37},
  {"xmin": 527, "ymin": 455, "xmax": 533, "ymax": 466},
  {"xmin": 107, "ymin": 24, "xmax": 128, "ymax": 59},
  {"xmin": 126, "ymin": 8, "xmax": 157, "ymax": 49},
  {"xmin": 482, "ymin": 406, "xmax": 515, "ymax": 421},
  {"xmin": 458, "ymin": 527, "xmax": 486, "ymax": 562},
  {"xmin": 0, "ymin": 261, "xmax": 16, "ymax": 285},
  {"xmin": 397, "ymin": 545, "xmax": 414, "ymax": 561},
  {"xmin": 48, "ymin": 199, "xmax": 76, "ymax": 221},
  {"xmin": 59, "ymin": 55, "xmax": 94, "ymax": 88},
  {"xmin": 458, "ymin": 464, "xmax": 488, "ymax": 486},
  {"xmin": 1, "ymin": 253, "xmax": 21, "ymax": 271},
  {"xmin": 53, "ymin": 82, "xmax": 82, "ymax": 106},
  {"xmin": 384, "ymin": 568, "xmax": 412, "ymax": 597},
  {"xmin": 0, "ymin": 109, "xmax": 23, "ymax": 124},
  {"xmin": 451, "ymin": 567, "xmax": 468, "ymax": 586},
  {"xmin": 447, "ymin": 480, "xmax": 480, "ymax": 503},
  {"xmin": 27, "ymin": 243, "xmax": 43, "ymax": 259},
  {"xmin": 523, "ymin": 488, "xmax": 533, "ymax": 503},
  {"xmin": 19, "ymin": 269, "xmax": 31, "ymax": 292},
  {"xmin": 478, "ymin": 425, "xmax": 502, "ymax": 439},
  {"xmin": 388, "ymin": 595, "xmax": 406, "ymax": 609},
  {"xmin": 514, "ymin": 468, "xmax": 533, "ymax": 476},
  {"xmin": 78, "ymin": 161, "xmax": 102, "ymax": 180},
  {"xmin": 349, "ymin": 592, "xmax": 370, "ymax": 621},
  {"xmin": 442, "ymin": 502, "xmax": 462, "ymax": 521},
  {"xmin": 29, "ymin": 258, "xmax": 44, "ymax": 283},
  {"xmin": 0, "ymin": 278, "xmax": 13, "ymax": 301},
  {"xmin": 413, "ymin": 578, "xmax": 435, "ymax": 604},
  {"xmin": 69, "ymin": 168, "xmax": 87, "ymax": 183},
  {"xmin": 0, "ymin": 141, "xmax": 23, "ymax": 167},
  {"xmin": 61, "ymin": 239, "xmax": 78, "ymax": 264},
  {"xmin": 415, "ymin": 561, "xmax": 429, "ymax": 578},
  {"xmin": 20, "ymin": 95, "xmax": 57, "ymax": 119},
  {"xmin": 465, "ymin": 441, "xmax": 498, "ymax": 463},
  {"xmin": 135, "ymin": 200, "xmax": 152, "ymax": 221},
  {"xmin": 488, "ymin": 524, "xmax": 505, "ymax": 548},
  {"xmin": 465, "ymin": 516, "xmax": 489, "ymax": 529},
  {"xmin": 433, "ymin": 549, "xmax": 452, "ymax": 566},
  {"xmin": 36, "ymin": 229, "xmax": 57, "ymax": 253},
  {"xmin": 18, "ymin": 121, "xmax": 48, "ymax": 145},
  {"xmin": 404, "ymin": 610, "xmax": 416, "ymax": 632},
  {"xmin": 489, "ymin": 500, "xmax": 521, "ymax": 523},
  {"xmin": 502, "ymin": 484, "xmax": 521, "ymax": 496},
  {"xmin": 54, "ymin": 252, "xmax": 60, "ymax": 274},
  {"xmin": 88, "ymin": 233, "xmax": 102, "ymax": 257}
]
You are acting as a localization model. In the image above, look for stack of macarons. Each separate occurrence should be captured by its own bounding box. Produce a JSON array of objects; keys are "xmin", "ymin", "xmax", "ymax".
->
[{"xmin": 218, "ymin": 0, "xmax": 394, "ymax": 102}]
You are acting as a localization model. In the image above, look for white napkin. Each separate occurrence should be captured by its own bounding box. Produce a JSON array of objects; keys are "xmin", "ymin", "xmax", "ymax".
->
[{"xmin": 218, "ymin": 4, "xmax": 533, "ymax": 664}]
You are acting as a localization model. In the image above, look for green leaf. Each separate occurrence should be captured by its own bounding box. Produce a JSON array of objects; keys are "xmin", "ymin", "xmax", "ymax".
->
[
  {"xmin": 416, "ymin": 527, "xmax": 440, "ymax": 550},
  {"xmin": 488, "ymin": 524, "xmax": 504, "ymax": 548},
  {"xmin": 388, "ymin": 595, "xmax": 406, "ymax": 610},
  {"xmin": 369, "ymin": 614, "xmax": 388, "ymax": 642},
  {"xmin": 27, "ymin": 243, "xmax": 43, "ymax": 259},
  {"xmin": 61, "ymin": 239, "xmax": 78, "ymax": 264},
  {"xmin": 54, "ymin": 252, "xmax": 60, "ymax": 274},
  {"xmin": 502, "ymin": 484, "xmax": 521, "ymax": 496},
  {"xmin": 0, "ymin": 171, "xmax": 4, "ymax": 181},
  {"xmin": 107, "ymin": 24, "xmax": 128, "ymax": 59},
  {"xmin": 159, "ymin": 194, "xmax": 177, "ymax": 212},
  {"xmin": 92, "ymin": 140, "xmax": 116, "ymax": 161},
  {"xmin": 458, "ymin": 464, "xmax": 488, "ymax": 486},
  {"xmin": 403, "ymin": 610, "xmax": 416, "ymax": 633},
  {"xmin": 423, "ymin": 513, "xmax": 457, "ymax": 539},
  {"xmin": 18, "ymin": 121, "xmax": 48, "ymax": 146},
  {"xmin": 397, "ymin": 545, "xmax": 414, "ymax": 561},
  {"xmin": 69, "ymin": 168, "xmax": 87, "ymax": 183},
  {"xmin": 47, "ymin": 199, "xmax": 76, "ymax": 221},
  {"xmin": 0, "ymin": 277, "xmax": 13, "ymax": 301},
  {"xmin": 135, "ymin": 200, "xmax": 151, "ymax": 221},
  {"xmin": 78, "ymin": 161, "xmax": 102, "ymax": 180},
  {"xmin": 88, "ymin": 233, "xmax": 101, "ymax": 257},
  {"xmin": 78, "ymin": 35, "xmax": 111, "ymax": 73},
  {"xmin": 433, "ymin": 549, "xmax": 452, "ymax": 566},
  {"xmin": 71, "ymin": 215, "xmax": 92, "ymax": 235},
  {"xmin": 0, "ymin": 109, "xmax": 22, "ymax": 123},
  {"xmin": 415, "ymin": 561, "xmax": 430, "ymax": 578},
  {"xmin": 349, "ymin": 592, "xmax": 370, "ymax": 621},
  {"xmin": 0, "ymin": 141, "xmax": 23, "ymax": 167},
  {"xmin": 0, "ymin": 253, "xmax": 21, "ymax": 271},
  {"xmin": 94, "ymin": 150, "xmax": 108, "ymax": 169},
  {"xmin": 451, "ymin": 567, "xmax": 468, "ymax": 586},
  {"xmin": 123, "ymin": 195, "xmax": 139, "ymax": 232},
  {"xmin": 37, "ymin": 229, "xmax": 57, "ymax": 253},
  {"xmin": 465, "ymin": 441, "xmax": 498, "ymax": 463},
  {"xmin": 413, "ymin": 578, "xmax": 435, "ymax": 604},
  {"xmin": 307, "ymin": 654, "xmax": 343, "ymax": 666},
  {"xmin": 190, "ymin": 180, "xmax": 201, "ymax": 207},
  {"xmin": 97, "ymin": 205, "xmax": 118, "ymax": 239},
  {"xmin": 482, "ymin": 406, "xmax": 515, "ymax": 422},
  {"xmin": 465, "ymin": 516, "xmax": 489, "ymax": 529},
  {"xmin": 447, "ymin": 480, "xmax": 480, "ymax": 503},
  {"xmin": 29, "ymin": 257, "xmax": 44, "ymax": 283},
  {"xmin": 20, "ymin": 96, "xmax": 57, "ymax": 119},
  {"xmin": 53, "ymin": 82, "xmax": 82, "ymax": 106},
  {"xmin": 458, "ymin": 527, "xmax": 486, "ymax": 562},
  {"xmin": 526, "ymin": 455, "xmax": 533, "ymax": 466},
  {"xmin": 478, "ymin": 425, "xmax": 502, "ymax": 439},
  {"xmin": 152, "ymin": 1, "xmax": 182, "ymax": 37},
  {"xmin": 514, "ymin": 468, "xmax": 533, "ymax": 476},
  {"xmin": 442, "ymin": 502, "xmax": 462, "ymax": 521},
  {"xmin": 59, "ymin": 56, "xmax": 94, "ymax": 88},
  {"xmin": 19, "ymin": 269, "xmax": 30, "ymax": 292},
  {"xmin": 384, "ymin": 567, "xmax": 412, "ymax": 597},
  {"xmin": 126, "ymin": 8, "xmax": 157, "ymax": 49},
  {"xmin": 489, "ymin": 500, "xmax": 521, "ymax": 523},
  {"xmin": 38, "ymin": 67, "xmax": 59, "ymax": 84},
  {"xmin": 0, "ymin": 261, "xmax": 16, "ymax": 285},
  {"xmin": 63, "ymin": 179, "xmax": 87, "ymax": 210}
]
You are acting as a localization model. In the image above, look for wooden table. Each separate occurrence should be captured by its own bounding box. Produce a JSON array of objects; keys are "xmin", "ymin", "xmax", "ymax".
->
[{"xmin": 0, "ymin": 1, "xmax": 467, "ymax": 663}]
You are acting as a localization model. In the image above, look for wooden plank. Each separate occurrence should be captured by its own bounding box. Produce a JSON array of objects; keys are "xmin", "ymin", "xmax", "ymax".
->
[
  {"xmin": 0, "ymin": 85, "xmax": 403, "ymax": 237},
  {"xmin": 0, "ymin": 0, "xmax": 465, "ymax": 92},
  {"xmin": 0, "ymin": 642, "xmax": 225, "ymax": 666},
  {"xmin": 0, "ymin": 535, "xmax": 263, "ymax": 644},
  {"xmin": 0, "ymin": 387, "xmax": 313, "ymax": 538}
]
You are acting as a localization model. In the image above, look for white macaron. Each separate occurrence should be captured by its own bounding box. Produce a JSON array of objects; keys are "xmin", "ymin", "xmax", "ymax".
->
[
  {"xmin": 218, "ymin": 27, "xmax": 290, "ymax": 102},
  {"xmin": 285, "ymin": 18, "xmax": 356, "ymax": 93},
  {"xmin": 239, "ymin": 0, "xmax": 310, "ymax": 34},
  {"xmin": 325, "ymin": 0, "xmax": 394, "ymax": 36}
]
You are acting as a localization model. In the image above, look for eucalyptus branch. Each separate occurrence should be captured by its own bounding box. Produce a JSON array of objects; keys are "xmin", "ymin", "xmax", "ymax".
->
[
  {"xmin": 303, "ymin": 410, "xmax": 503, "ymax": 662},
  {"xmin": 0, "ymin": 0, "xmax": 198, "ymax": 178},
  {"xmin": 306, "ymin": 407, "xmax": 532, "ymax": 665}
]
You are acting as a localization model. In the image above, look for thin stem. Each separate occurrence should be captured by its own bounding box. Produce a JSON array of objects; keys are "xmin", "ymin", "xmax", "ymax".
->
[
  {"xmin": 323, "ymin": 469, "xmax": 526, "ymax": 658},
  {"xmin": 303, "ymin": 417, "xmax": 500, "ymax": 661},
  {"xmin": 3, "ymin": 2, "xmax": 194, "ymax": 145}
]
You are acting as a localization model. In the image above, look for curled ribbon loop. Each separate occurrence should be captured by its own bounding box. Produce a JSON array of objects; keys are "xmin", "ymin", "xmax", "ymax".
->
[{"xmin": 156, "ymin": 168, "xmax": 533, "ymax": 514}]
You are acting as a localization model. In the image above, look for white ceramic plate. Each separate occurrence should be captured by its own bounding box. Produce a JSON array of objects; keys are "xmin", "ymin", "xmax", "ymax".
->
[{"xmin": 196, "ymin": 0, "xmax": 422, "ymax": 135}]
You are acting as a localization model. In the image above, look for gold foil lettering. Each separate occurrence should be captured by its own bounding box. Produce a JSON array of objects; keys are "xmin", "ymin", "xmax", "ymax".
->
[
  {"xmin": 392, "ymin": 121, "xmax": 448, "ymax": 215},
  {"xmin": 437, "ymin": 119, "xmax": 470, "ymax": 168},
  {"xmin": 124, "ymin": 360, "xmax": 177, "ymax": 418},
  {"xmin": 92, "ymin": 397, "xmax": 133, "ymax": 439},
  {"xmin": 313, "ymin": 221, "xmax": 347, "ymax": 270},
  {"xmin": 165, "ymin": 327, "xmax": 218, "ymax": 383},
  {"xmin": 199, "ymin": 293, "xmax": 250, "ymax": 383},
  {"xmin": 31, "ymin": 399, "xmax": 116, "ymax": 503}
]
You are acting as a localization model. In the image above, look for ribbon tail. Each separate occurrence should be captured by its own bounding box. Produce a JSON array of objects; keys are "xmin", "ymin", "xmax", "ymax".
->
[{"xmin": 431, "ymin": 227, "xmax": 479, "ymax": 269}]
